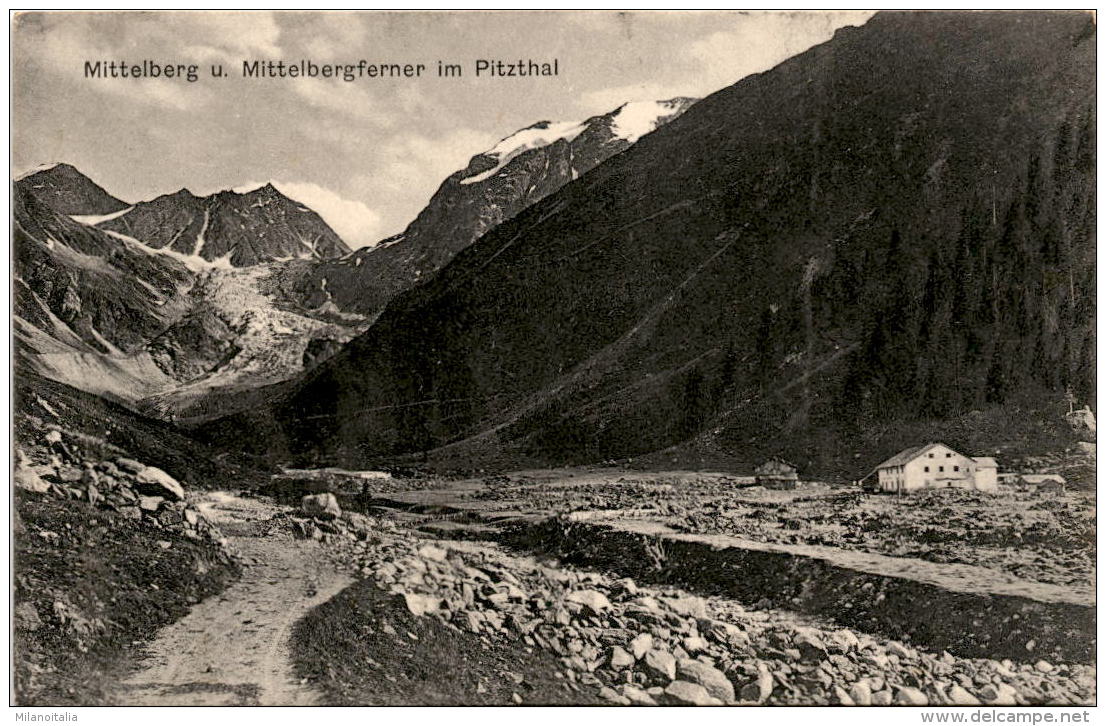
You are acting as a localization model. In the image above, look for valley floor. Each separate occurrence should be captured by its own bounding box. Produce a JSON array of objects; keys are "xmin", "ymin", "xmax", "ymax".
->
[{"xmin": 49, "ymin": 466, "xmax": 1094, "ymax": 707}]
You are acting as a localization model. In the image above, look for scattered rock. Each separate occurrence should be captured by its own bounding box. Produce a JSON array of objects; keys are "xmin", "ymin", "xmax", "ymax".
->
[
  {"xmin": 663, "ymin": 595, "xmax": 707, "ymax": 619},
  {"xmin": 886, "ymin": 640, "xmax": 916, "ymax": 661},
  {"xmin": 417, "ymin": 544, "xmax": 448, "ymax": 562},
  {"xmin": 56, "ymin": 466, "xmax": 83, "ymax": 483},
  {"xmin": 642, "ymin": 649, "xmax": 677, "ymax": 683},
  {"xmin": 116, "ymin": 457, "xmax": 145, "ymax": 475},
  {"xmin": 598, "ymin": 686, "xmax": 628, "ymax": 704},
  {"xmin": 849, "ymin": 679, "xmax": 873, "ymax": 706},
  {"xmin": 565, "ymin": 589, "xmax": 611, "ymax": 615},
  {"xmin": 831, "ymin": 628, "xmax": 860, "ymax": 653},
  {"xmin": 793, "ymin": 627, "xmax": 827, "ymax": 662},
  {"xmin": 682, "ymin": 636, "xmax": 709, "ymax": 654},
  {"xmin": 620, "ymin": 684, "xmax": 657, "ymax": 706},
  {"xmin": 979, "ymin": 682, "xmax": 1019, "ymax": 705},
  {"xmin": 676, "ymin": 658, "xmax": 735, "ymax": 703},
  {"xmin": 609, "ymin": 646, "xmax": 635, "ymax": 669},
  {"xmin": 894, "ymin": 686, "xmax": 929, "ymax": 705},
  {"xmin": 740, "ymin": 668, "xmax": 774, "ymax": 703},
  {"xmin": 948, "ymin": 685, "xmax": 981, "ymax": 705},
  {"xmin": 14, "ymin": 466, "xmax": 50, "ymax": 493},
  {"xmin": 301, "ymin": 493, "xmax": 341, "ymax": 520},
  {"xmin": 133, "ymin": 466, "xmax": 185, "ymax": 501},
  {"xmin": 403, "ymin": 593, "xmax": 442, "ymax": 617},
  {"xmin": 630, "ymin": 632, "xmax": 654, "ymax": 660},
  {"xmin": 139, "ymin": 496, "xmax": 164, "ymax": 512},
  {"xmin": 662, "ymin": 680, "xmax": 718, "ymax": 706}
]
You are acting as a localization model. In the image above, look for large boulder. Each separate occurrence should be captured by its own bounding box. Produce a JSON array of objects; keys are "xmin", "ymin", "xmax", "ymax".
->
[
  {"xmin": 1066, "ymin": 407, "xmax": 1096, "ymax": 436},
  {"xmin": 564, "ymin": 589, "xmax": 611, "ymax": 615},
  {"xmin": 116, "ymin": 457, "xmax": 145, "ymax": 475},
  {"xmin": 14, "ymin": 465, "xmax": 50, "ymax": 493},
  {"xmin": 676, "ymin": 658, "xmax": 735, "ymax": 703},
  {"xmin": 642, "ymin": 648, "xmax": 677, "ymax": 683},
  {"xmin": 301, "ymin": 492, "xmax": 341, "ymax": 520},
  {"xmin": 661, "ymin": 681, "xmax": 719, "ymax": 706},
  {"xmin": 740, "ymin": 667, "xmax": 774, "ymax": 704},
  {"xmin": 133, "ymin": 466, "xmax": 185, "ymax": 501}
]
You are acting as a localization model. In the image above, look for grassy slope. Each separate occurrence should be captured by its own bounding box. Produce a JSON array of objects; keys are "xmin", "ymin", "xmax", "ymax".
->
[
  {"xmin": 292, "ymin": 578, "xmax": 602, "ymax": 705},
  {"xmin": 13, "ymin": 492, "xmax": 240, "ymax": 705}
]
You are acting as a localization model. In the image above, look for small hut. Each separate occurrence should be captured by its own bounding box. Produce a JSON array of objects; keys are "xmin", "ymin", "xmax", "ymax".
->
[
  {"xmin": 1017, "ymin": 474, "xmax": 1067, "ymax": 495},
  {"xmin": 755, "ymin": 458, "xmax": 799, "ymax": 489}
]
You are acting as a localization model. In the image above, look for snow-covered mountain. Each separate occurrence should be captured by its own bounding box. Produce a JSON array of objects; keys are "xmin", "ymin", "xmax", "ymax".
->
[{"xmin": 289, "ymin": 97, "xmax": 697, "ymax": 318}]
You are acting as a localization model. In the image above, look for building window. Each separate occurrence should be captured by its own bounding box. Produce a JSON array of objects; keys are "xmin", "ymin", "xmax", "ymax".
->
[
  {"xmin": 924, "ymin": 466, "xmax": 930, "ymax": 472},
  {"xmin": 954, "ymin": 466, "xmax": 960, "ymax": 472},
  {"xmin": 939, "ymin": 466, "xmax": 944, "ymax": 472},
  {"xmin": 946, "ymin": 453, "xmax": 952, "ymax": 458},
  {"xmin": 928, "ymin": 453, "xmax": 934, "ymax": 458}
]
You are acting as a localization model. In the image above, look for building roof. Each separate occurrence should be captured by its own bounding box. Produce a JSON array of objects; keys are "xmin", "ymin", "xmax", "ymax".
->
[
  {"xmin": 875, "ymin": 442, "xmax": 959, "ymax": 470},
  {"xmin": 755, "ymin": 458, "xmax": 797, "ymax": 475},
  {"xmin": 973, "ymin": 457, "xmax": 998, "ymax": 467}
]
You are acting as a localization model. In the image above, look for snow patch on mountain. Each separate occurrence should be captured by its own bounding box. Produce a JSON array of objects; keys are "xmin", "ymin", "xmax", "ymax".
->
[
  {"xmin": 101, "ymin": 228, "xmax": 215, "ymax": 273},
  {"xmin": 460, "ymin": 120, "xmax": 588, "ymax": 185},
  {"xmin": 193, "ymin": 209, "xmax": 211, "ymax": 257},
  {"xmin": 610, "ymin": 100, "xmax": 686, "ymax": 143},
  {"xmin": 70, "ymin": 206, "xmax": 134, "ymax": 226}
]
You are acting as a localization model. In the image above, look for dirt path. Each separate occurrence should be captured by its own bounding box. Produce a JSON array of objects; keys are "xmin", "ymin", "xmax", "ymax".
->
[{"xmin": 112, "ymin": 492, "xmax": 352, "ymax": 706}]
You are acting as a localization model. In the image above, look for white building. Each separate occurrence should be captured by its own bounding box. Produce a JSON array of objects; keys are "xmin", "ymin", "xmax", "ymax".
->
[{"xmin": 872, "ymin": 442, "xmax": 998, "ymax": 493}]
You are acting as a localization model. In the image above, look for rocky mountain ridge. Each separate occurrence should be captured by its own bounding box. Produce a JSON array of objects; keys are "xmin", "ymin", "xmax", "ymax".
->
[
  {"xmin": 13, "ymin": 167, "xmax": 364, "ymax": 410},
  {"xmin": 289, "ymin": 97, "xmax": 697, "ymax": 320}
]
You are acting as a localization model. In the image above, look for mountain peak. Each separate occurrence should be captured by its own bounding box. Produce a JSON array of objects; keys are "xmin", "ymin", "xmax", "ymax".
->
[
  {"xmin": 15, "ymin": 162, "xmax": 129, "ymax": 216},
  {"xmin": 456, "ymin": 98, "xmax": 697, "ymax": 187},
  {"xmin": 608, "ymin": 97, "xmax": 698, "ymax": 143},
  {"xmin": 96, "ymin": 179, "xmax": 351, "ymax": 266}
]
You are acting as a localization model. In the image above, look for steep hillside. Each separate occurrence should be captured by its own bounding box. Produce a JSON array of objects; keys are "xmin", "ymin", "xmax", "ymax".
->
[
  {"xmin": 99, "ymin": 183, "xmax": 350, "ymax": 267},
  {"xmin": 291, "ymin": 98, "xmax": 696, "ymax": 319},
  {"xmin": 13, "ymin": 181, "xmax": 194, "ymax": 364},
  {"xmin": 216, "ymin": 12, "xmax": 1094, "ymax": 476}
]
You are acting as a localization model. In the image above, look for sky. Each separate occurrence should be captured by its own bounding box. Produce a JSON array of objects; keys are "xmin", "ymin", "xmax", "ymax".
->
[{"xmin": 12, "ymin": 11, "xmax": 874, "ymax": 248}]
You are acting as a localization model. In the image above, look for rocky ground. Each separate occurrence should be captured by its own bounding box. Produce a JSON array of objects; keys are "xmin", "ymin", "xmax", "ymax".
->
[
  {"xmin": 285, "ymin": 493, "xmax": 1097, "ymax": 706},
  {"xmin": 15, "ymin": 429, "xmax": 228, "ymax": 546},
  {"xmin": 385, "ymin": 467, "xmax": 1094, "ymax": 593},
  {"xmin": 676, "ymin": 488, "xmax": 1095, "ymax": 590},
  {"xmin": 12, "ymin": 427, "xmax": 239, "ymax": 706},
  {"xmin": 13, "ymin": 428, "xmax": 1096, "ymax": 707}
]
